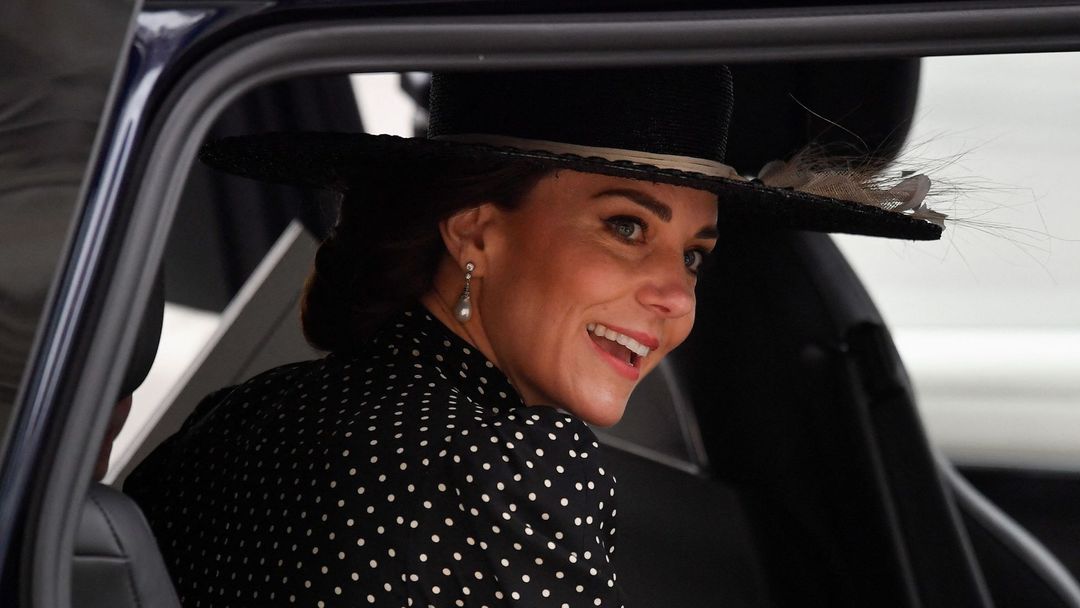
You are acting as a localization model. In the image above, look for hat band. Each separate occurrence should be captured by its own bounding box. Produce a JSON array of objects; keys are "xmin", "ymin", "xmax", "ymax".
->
[{"xmin": 433, "ymin": 133, "xmax": 744, "ymax": 180}]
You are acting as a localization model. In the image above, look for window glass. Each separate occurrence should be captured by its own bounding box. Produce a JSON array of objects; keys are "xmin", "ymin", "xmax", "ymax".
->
[{"xmin": 834, "ymin": 53, "xmax": 1080, "ymax": 469}]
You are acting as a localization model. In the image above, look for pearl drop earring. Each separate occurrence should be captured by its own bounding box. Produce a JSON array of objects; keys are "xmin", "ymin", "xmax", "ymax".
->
[{"xmin": 453, "ymin": 261, "xmax": 475, "ymax": 323}]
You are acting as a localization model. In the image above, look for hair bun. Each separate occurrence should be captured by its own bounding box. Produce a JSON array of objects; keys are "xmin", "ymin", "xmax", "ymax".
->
[{"xmin": 299, "ymin": 158, "xmax": 551, "ymax": 351}]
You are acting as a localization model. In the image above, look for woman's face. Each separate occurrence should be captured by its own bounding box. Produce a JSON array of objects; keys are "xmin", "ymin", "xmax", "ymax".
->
[{"xmin": 467, "ymin": 170, "xmax": 718, "ymax": 426}]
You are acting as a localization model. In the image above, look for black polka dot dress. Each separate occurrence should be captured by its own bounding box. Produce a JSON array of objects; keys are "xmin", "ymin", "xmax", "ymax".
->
[{"xmin": 126, "ymin": 307, "xmax": 625, "ymax": 607}]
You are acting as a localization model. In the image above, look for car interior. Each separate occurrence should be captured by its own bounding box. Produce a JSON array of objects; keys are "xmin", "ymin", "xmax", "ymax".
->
[
  {"xmin": 64, "ymin": 56, "xmax": 1080, "ymax": 608},
  {"xmin": 8, "ymin": 6, "xmax": 1079, "ymax": 608}
]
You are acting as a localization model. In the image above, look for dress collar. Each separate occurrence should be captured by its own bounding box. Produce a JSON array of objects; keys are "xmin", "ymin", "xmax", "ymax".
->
[{"xmin": 369, "ymin": 304, "xmax": 526, "ymax": 410}]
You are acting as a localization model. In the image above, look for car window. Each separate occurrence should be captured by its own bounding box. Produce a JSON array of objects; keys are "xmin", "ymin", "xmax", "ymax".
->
[{"xmin": 834, "ymin": 52, "xmax": 1080, "ymax": 470}]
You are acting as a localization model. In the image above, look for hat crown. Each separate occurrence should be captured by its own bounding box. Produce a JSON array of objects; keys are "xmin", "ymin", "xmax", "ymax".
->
[{"xmin": 427, "ymin": 67, "xmax": 735, "ymax": 163}]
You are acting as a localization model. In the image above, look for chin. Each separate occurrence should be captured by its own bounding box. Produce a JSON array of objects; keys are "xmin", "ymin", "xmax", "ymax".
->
[{"xmin": 565, "ymin": 393, "xmax": 630, "ymax": 428}]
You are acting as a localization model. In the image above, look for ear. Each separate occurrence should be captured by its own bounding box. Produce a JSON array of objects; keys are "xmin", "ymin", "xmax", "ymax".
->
[{"xmin": 438, "ymin": 203, "xmax": 503, "ymax": 276}]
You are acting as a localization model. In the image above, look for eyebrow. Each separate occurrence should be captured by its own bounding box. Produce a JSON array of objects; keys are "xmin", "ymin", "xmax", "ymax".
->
[{"xmin": 593, "ymin": 188, "xmax": 719, "ymax": 240}]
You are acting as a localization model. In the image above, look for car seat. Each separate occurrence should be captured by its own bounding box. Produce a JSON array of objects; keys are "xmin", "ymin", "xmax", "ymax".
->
[
  {"xmin": 71, "ymin": 273, "xmax": 182, "ymax": 608},
  {"xmin": 602, "ymin": 226, "xmax": 1080, "ymax": 607},
  {"xmin": 589, "ymin": 59, "xmax": 1080, "ymax": 607},
  {"xmin": 73, "ymin": 483, "xmax": 181, "ymax": 608}
]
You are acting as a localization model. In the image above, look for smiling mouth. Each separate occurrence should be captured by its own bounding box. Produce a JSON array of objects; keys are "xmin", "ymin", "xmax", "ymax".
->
[{"xmin": 586, "ymin": 323, "xmax": 651, "ymax": 368}]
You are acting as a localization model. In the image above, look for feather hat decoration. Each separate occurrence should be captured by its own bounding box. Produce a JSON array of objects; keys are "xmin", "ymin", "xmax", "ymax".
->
[{"xmin": 756, "ymin": 149, "xmax": 947, "ymax": 228}]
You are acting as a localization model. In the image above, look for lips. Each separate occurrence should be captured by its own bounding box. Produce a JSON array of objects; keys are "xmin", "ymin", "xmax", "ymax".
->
[
  {"xmin": 590, "ymin": 330, "xmax": 637, "ymax": 366},
  {"xmin": 585, "ymin": 323, "xmax": 657, "ymax": 380}
]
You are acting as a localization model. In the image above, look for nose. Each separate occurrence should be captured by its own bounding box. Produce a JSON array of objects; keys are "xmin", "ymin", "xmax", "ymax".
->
[{"xmin": 635, "ymin": 251, "xmax": 695, "ymax": 318}]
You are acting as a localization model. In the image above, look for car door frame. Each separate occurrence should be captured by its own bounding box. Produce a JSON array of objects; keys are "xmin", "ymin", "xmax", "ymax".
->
[{"xmin": 6, "ymin": 2, "xmax": 1080, "ymax": 606}]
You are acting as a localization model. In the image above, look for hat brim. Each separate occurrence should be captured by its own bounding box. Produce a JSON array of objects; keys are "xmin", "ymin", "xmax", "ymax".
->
[{"xmin": 199, "ymin": 132, "xmax": 943, "ymax": 241}]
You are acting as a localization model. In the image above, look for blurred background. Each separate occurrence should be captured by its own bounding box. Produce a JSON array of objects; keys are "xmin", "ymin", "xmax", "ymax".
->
[{"xmin": 835, "ymin": 53, "xmax": 1080, "ymax": 470}]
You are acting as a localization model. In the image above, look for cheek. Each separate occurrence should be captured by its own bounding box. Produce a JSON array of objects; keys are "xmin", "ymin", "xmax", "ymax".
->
[
  {"xmin": 484, "ymin": 235, "xmax": 638, "ymax": 385},
  {"xmin": 496, "ymin": 233, "xmax": 628, "ymax": 315},
  {"xmin": 555, "ymin": 247, "xmax": 630, "ymax": 307}
]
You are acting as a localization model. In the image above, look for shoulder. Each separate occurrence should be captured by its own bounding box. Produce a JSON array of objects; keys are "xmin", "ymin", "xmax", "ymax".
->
[
  {"xmin": 421, "ymin": 406, "xmax": 622, "ymax": 605},
  {"xmin": 125, "ymin": 358, "xmax": 324, "ymax": 489},
  {"xmin": 180, "ymin": 357, "xmax": 337, "ymax": 431},
  {"xmin": 451, "ymin": 405, "xmax": 602, "ymax": 462},
  {"xmin": 442, "ymin": 405, "xmax": 615, "ymax": 520}
]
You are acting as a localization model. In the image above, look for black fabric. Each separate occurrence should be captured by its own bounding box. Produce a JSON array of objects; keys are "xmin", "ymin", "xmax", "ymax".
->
[
  {"xmin": 73, "ymin": 484, "xmax": 182, "ymax": 608},
  {"xmin": 428, "ymin": 67, "xmax": 733, "ymax": 161},
  {"xmin": 402, "ymin": 61, "xmax": 924, "ymax": 172},
  {"xmin": 126, "ymin": 306, "xmax": 625, "ymax": 607}
]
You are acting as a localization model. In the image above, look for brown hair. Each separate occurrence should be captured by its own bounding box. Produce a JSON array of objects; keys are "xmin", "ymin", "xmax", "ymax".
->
[{"xmin": 301, "ymin": 156, "xmax": 551, "ymax": 352}]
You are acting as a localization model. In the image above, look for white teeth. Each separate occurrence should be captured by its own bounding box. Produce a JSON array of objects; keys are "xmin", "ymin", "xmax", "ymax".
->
[{"xmin": 585, "ymin": 323, "xmax": 652, "ymax": 358}]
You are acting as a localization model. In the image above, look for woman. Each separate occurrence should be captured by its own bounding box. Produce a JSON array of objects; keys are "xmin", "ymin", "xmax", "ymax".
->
[{"xmin": 126, "ymin": 66, "xmax": 944, "ymax": 607}]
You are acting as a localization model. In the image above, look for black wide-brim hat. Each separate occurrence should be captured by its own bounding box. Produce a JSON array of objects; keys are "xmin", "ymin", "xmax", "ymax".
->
[{"xmin": 201, "ymin": 67, "xmax": 944, "ymax": 240}]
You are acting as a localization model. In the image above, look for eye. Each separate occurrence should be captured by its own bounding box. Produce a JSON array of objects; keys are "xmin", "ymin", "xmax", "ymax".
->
[
  {"xmin": 605, "ymin": 216, "xmax": 646, "ymax": 242},
  {"xmin": 684, "ymin": 249, "xmax": 706, "ymax": 274}
]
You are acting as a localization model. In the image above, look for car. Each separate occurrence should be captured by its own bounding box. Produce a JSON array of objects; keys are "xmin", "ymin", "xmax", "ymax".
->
[{"xmin": 2, "ymin": 1, "xmax": 1079, "ymax": 606}]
